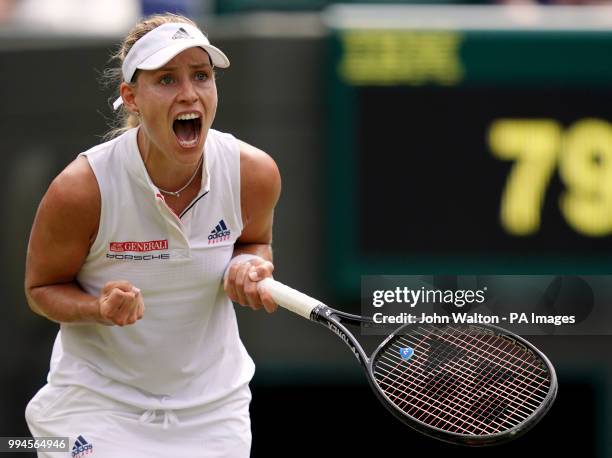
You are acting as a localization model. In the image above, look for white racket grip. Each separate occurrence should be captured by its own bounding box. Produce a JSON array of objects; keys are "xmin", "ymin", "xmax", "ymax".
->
[{"xmin": 258, "ymin": 278, "xmax": 321, "ymax": 320}]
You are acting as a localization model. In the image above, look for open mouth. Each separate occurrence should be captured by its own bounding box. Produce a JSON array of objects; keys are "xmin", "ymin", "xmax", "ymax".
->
[{"xmin": 173, "ymin": 113, "xmax": 202, "ymax": 148}]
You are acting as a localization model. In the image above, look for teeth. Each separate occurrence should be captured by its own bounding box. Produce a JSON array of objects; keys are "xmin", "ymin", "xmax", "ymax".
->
[
  {"xmin": 176, "ymin": 113, "xmax": 200, "ymax": 121},
  {"xmin": 178, "ymin": 138, "xmax": 198, "ymax": 148}
]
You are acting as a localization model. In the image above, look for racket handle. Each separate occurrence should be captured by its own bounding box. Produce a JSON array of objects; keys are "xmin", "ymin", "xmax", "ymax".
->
[{"xmin": 258, "ymin": 278, "xmax": 321, "ymax": 320}]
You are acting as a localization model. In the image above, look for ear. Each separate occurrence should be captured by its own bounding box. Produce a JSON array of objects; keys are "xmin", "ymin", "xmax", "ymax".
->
[{"xmin": 119, "ymin": 82, "xmax": 139, "ymax": 114}]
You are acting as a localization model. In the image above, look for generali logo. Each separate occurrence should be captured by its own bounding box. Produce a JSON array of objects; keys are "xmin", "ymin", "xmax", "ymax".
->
[{"xmin": 109, "ymin": 239, "xmax": 169, "ymax": 252}]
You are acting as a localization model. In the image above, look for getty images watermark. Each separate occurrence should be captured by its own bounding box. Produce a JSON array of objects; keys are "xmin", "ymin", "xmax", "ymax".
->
[{"xmin": 361, "ymin": 275, "xmax": 611, "ymax": 335}]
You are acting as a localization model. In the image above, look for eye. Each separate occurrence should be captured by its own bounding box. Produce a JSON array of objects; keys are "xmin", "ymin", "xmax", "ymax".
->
[
  {"xmin": 194, "ymin": 71, "xmax": 208, "ymax": 81},
  {"xmin": 159, "ymin": 74, "xmax": 174, "ymax": 85}
]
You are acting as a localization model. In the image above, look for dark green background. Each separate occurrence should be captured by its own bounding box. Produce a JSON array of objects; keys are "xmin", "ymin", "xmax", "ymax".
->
[{"xmin": 328, "ymin": 30, "xmax": 612, "ymax": 297}]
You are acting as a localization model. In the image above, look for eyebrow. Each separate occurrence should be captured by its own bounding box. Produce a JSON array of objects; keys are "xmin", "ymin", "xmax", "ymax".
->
[{"xmin": 156, "ymin": 62, "xmax": 212, "ymax": 72}]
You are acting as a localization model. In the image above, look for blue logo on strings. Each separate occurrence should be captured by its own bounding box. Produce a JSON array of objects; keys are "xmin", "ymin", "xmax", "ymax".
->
[{"xmin": 399, "ymin": 347, "xmax": 414, "ymax": 360}]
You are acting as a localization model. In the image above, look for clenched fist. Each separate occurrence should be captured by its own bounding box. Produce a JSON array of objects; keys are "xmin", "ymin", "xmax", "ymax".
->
[{"xmin": 98, "ymin": 280, "xmax": 145, "ymax": 326}]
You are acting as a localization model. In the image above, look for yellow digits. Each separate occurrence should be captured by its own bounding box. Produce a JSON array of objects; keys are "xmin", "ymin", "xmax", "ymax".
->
[
  {"xmin": 559, "ymin": 119, "xmax": 612, "ymax": 236},
  {"xmin": 489, "ymin": 117, "xmax": 612, "ymax": 237},
  {"xmin": 489, "ymin": 119, "xmax": 561, "ymax": 236}
]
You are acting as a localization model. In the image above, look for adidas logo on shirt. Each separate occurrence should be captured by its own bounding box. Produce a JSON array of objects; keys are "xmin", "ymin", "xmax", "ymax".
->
[
  {"xmin": 172, "ymin": 27, "xmax": 193, "ymax": 40},
  {"xmin": 208, "ymin": 219, "xmax": 231, "ymax": 244},
  {"xmin": 71, "ymin": 435, "xmax": 93, "ymax": 457}
]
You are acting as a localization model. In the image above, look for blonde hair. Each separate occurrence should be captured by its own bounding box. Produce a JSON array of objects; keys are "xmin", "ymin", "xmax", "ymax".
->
[{"xmin": 102, "ymin": 13, "xmax": 198, "ymax": 140}]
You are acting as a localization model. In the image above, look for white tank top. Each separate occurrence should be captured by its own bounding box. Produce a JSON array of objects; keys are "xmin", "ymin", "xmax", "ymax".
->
[{"xmin": 47, "ymin": 127, "xmax": 255, "ymax": 410}]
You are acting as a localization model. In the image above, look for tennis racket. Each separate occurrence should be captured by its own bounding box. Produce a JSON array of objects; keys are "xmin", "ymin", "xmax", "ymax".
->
[{"xmin": 258, "ymin": 278, "xmax": 557, "ymax": 446}]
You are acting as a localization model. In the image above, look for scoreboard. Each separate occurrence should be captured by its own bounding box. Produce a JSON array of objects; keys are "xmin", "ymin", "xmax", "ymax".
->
[{"xmin": 324, "ymin": 5, "xmax": 612, "ymax": 296}]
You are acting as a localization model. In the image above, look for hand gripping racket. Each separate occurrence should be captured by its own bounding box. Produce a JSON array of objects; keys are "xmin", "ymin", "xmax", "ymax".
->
[{"xmin": 258, "ymin": 278, "xmax": 557, "ymax": 446}]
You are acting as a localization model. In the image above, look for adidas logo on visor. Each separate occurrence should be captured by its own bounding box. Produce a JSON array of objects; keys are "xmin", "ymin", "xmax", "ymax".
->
[{"xmin": 172, "ymin": 27, "xmax": 193, "ymax": 40}]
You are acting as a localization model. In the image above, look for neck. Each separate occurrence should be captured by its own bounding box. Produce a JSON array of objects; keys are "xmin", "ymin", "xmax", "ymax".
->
[
  {"xmin": 158, "ymin": 155, "xmax": 203, "ymax": 197},
  {"xmin": 137, "ymin": 127, "xmax": 204, "ymax": 195}
]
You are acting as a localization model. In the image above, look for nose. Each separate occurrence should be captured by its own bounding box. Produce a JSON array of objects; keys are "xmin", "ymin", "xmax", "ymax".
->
[{"xmin": 177, "ymin": 78, "xmax": 198, "ymax": 104}]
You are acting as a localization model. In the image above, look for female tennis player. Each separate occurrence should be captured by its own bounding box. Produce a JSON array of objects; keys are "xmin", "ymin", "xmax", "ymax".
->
[{"xmin": 24, "ymin": 13, "xmax": 280, "ymax": 457}]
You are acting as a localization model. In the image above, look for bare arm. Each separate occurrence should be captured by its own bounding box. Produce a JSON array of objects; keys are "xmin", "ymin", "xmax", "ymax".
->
[
  {"xmin": 25, "ymin": 156, "xmax": 143, "ymax": 326},
  {"xmin": 224, "ymin": 140, "xmax": 281, "ymax": 312}
]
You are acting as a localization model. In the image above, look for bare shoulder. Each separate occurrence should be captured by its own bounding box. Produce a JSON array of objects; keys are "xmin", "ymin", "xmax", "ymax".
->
[
  {"xmin": 26, "ymin": 156, "xmax": 101, "ymax": 289},
  {"xmin": 238, "ymin": 140, "xmax": 280, "ymax": 181},
  {"xmin": 237, "ymin": 140, "xmax": 281, "ymax": 232},
  {"xmin": 237, "ymin": 139, "xmax": 281, "ymax": 202},
  {"xmin": 53, "ymin": 155, "xmax": 98, "ymax": 193},
  {"xmin": 39, "ymin": 156, "xmax": 100, "ymax": 242}
]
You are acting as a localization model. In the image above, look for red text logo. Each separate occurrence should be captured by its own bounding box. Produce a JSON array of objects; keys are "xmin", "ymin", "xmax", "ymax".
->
[{"xmin": 109, "ymin": 239, "xmax": 169, "ymax": 252}]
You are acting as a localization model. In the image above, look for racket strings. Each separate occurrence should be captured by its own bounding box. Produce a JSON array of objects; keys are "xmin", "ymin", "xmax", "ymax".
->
[
  {"xmin": 447, "ymin": 325, "xmax": 549, "ymax": 382},
  {"xmin": 376, "ymin": 339, "xmax": 514, "ymax": 434},
  {"xmin": 382, "ymin": 328, "xmax": 548, "ymax": 432},
  {"xmin": 376, "ymin": 343, "xmax": 531, "ymax": 435},
  {"xmin": 421, "ymin": 325, "xmax": 549, "ymax": 401},
  {"xmin": 457, "ymin": 329, "xmax": 551, "ymax": 430},
  {"xmin": 429, "ymin": 333, "xmax": 542, "ymax": 431},
  {"xmin": 449, "ymin": 326, "xmax": 550, "ymax": 399},
  {"xmin": 379, "ymin": 331, "xmax": 545, "ymax": 424},
  {"xmin": 432, "ymin": 326, "xmax": 550, "ymax": 401},
  {"xmin": 377, "ymin": 357, "xmax": 487, "ymax": 433},
  {"xmin": 372, "ymin": 325, "xmax": 552, "ymax": 436},
  {"xmin": 380, "ymin": 347, "xmax": 478, "ymax": 432},
  {"xmin": 398, "ymin": 328, "xmax": 547, "ymax": 431},
  {"xmin": 377, "ymin": 339, "xmax": 521, "ymax": 434}
]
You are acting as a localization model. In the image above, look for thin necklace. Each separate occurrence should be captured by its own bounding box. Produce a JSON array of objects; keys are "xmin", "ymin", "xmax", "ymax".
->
[{"xmin": 156, "ymin": 155, "xmax": 203, "ymax": 198}]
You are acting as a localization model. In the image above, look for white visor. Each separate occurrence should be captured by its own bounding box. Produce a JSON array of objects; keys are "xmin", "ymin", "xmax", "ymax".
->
[{"xmin": 113, "ymin": 22, "xmax": 229, "ymax": 110}]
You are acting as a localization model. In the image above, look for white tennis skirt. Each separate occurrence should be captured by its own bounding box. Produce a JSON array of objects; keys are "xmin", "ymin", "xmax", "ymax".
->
[{"xmin": 25, "ymin": 383, "xmax": 252, "ymax": 458}]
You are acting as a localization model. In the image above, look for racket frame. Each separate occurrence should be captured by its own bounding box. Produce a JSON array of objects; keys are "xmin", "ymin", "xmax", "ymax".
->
[
  {"xmin": 258, "ymin": 279, "xmax": 557, "ymax": 446},
  {"xmin": 310, "ymin": 306, "xmax": 558, "ymax": 446}
]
